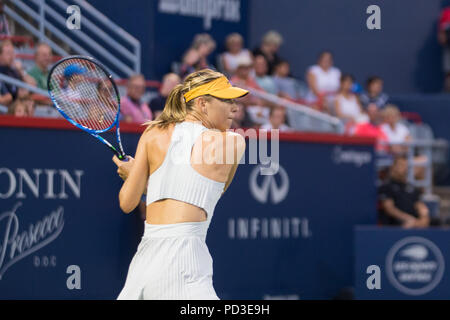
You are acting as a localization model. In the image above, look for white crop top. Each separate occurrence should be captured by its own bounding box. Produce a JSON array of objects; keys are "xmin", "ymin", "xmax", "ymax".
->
[{"xmin": 146, "ymin": 121, "xmax": 225, "ymax": 221}]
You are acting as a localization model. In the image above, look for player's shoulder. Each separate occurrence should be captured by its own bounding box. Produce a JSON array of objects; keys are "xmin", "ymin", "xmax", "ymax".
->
[
  {"xmin": 203, "ymin": 129, "xmax": 246, "ymax": 157},
  {"xmin": 141, "ymin": 122, "xmax": 175, "ymax": 146},
  {"xmin": 203, "ymin": 129, "xmax": 245, "ymax": 143}
]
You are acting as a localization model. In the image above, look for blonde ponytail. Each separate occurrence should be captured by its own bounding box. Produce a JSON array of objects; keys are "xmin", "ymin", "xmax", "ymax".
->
[
  {"xmin": 144, "ymin": 84, "xmax": 186, "ymax": 131},
  {"xmin": 143, "ymin": 69, "xmax": 224, "ymax": 132}
]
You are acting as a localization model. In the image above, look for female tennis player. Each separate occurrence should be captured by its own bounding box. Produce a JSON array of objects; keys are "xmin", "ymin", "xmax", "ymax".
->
[{"xmin": 113, "ymin": 69, "xmax": 248, "ymax": 300}]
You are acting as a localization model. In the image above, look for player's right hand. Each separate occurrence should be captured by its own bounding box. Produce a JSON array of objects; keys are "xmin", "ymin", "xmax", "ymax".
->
[{"xmin": 112, "ymin": 155, "xmax": 135, "ymax": 181}]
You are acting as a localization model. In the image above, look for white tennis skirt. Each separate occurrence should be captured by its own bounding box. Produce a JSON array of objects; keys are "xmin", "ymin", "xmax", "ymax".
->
[{"xmin": 117, "ymin": 220, "xmax": 219, "ymax": 300}]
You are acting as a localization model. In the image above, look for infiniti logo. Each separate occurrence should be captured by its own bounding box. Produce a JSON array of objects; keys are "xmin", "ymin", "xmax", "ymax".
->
[{"xmin": 249, "ymin": 164, "xmax": 289, "ymax": 204}]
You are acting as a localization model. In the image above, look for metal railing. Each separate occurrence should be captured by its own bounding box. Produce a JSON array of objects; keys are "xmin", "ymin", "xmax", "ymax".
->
[
  {"xmin": 376, "ymin": 139, "xmax": 449, "ymax": 196},
  {"xmin": 244, "ymin": 87, "xmax": 344, "ymax": 133},
  {"xmin": 4, "ymin": 0, "xmax": 141, "ymax": 78},
  {"xmin": 0, "ymin": 73, "xmax": 48, "ymax": 96}
]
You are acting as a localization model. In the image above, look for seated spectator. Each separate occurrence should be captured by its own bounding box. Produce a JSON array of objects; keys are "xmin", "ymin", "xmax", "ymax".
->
[
  {"xmin": 231, "ymin": 56, "xmax": 265, "ymax": 108},
  {"xmin": 230, "ymin": 55, "xmax": 260, "ymax": 89},
  {"xmin": 0, "ymin": 40, "xmax": 24, "ymax": 100},
  {"xmin": 246, "ymin": 104, "xmax": 271, "ymax": 127},
  {"xmin": 0, "ymin": 1, "xmax": 10, "ymax": 36},
  {"xmin": 438, "ymin": 6, "xmax": 450, "ymax": 92},
  {"xmin": 254, "ymin": 54, "xmax": 278, "ymax": 95},
  {"xmin": 7, "ymin": 98, "xmax": 33, "ymax": 117},
  {"xmin": 179, "ymin": 33, "xmax": 216, "ymax": 78},
  {"xmin": 253, "ymin": 30, "xmax": 283, "ymax": 75},
  {"xmin": 230, "ymin": 102, "xmax": 255, "ymax": 129},
  {"xmin": 334, "ymin": 74, "xmax": 365, "ymax": 124},
  {"xmin": 260, "ymin": 106, "xmax": 291, "ymax": 132},
  {"xmin": 23, "ymin": 95, "xmax": 35, "ymax": 116},
  {"xmin": 149, "ymin": 73, "xmax": 181, "ymax": 119},
  {"xmin": 353, "ymin": 103, "xmax": 389, "ymax": 152},
  {"xmin": 220, "ymin": 33, "xmax": 252, "ymax": 77},
  {"xmin": 359, "ymin": 76, "xmax": 389, "ymax": 109},
  {"xmin": 14, "ymin": 59, "xmax": 36, "ymax": 87},
  {"xmin": 27, "ymin": 43, "xmax": 53, "ymax": 90},
  {"xmin": 120, "ymin": 74, "xmax": 152, "ymax": 124},
  {"xmin": 272, "ymin": 60, "xmax": 305, "ymax": 101},
  {"xmin": 0, "ymin": 79, "xmax": 11, "ymax": 106},
  {"xmin": 305, "ymin": 51, "xmax": 341, "ymax": 110},
  {"xmin": 380, "ymin": 104, "xmax": 411, "ymax": 154},
  {"xmin": 378, "ymin": 156, "xmax": 430, "ymax": 228}
]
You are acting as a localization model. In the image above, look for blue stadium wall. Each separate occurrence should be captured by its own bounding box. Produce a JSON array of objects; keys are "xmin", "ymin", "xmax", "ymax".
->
[
  {"xmin": 88, "ymin": 0, "xmax": 449, "ymax": 93},
  {"xmin": 0, "ymin": 118, "xmax": 376, "ymax": 299}
]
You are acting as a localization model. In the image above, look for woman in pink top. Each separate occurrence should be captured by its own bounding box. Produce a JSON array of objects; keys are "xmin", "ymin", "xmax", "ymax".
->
[{"xmin": 121, "ymin": 74, "xmax": 153, "ymax": 124}]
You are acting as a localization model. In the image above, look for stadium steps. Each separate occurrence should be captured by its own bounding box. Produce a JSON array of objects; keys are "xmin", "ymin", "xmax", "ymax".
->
[{"xmin": 4, "ymin": 0, "xmax": 141, "ymax": 78}]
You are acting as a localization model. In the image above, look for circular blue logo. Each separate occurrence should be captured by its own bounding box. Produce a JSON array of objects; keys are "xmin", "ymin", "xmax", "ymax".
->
[{"xmin": 386, "ymin": 237, "xmax": 445, "ymax": 296}]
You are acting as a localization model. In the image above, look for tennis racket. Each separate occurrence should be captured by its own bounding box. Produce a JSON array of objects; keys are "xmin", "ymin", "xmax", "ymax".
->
[{"xmin": 47, "ymin": 55, "xmax": 128, "ymax": 161}]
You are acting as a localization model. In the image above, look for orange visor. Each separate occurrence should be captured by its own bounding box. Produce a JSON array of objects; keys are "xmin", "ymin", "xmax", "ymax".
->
[{"xmin": 183, "ymin": 76, "xmax": 249, "ymax": 103}]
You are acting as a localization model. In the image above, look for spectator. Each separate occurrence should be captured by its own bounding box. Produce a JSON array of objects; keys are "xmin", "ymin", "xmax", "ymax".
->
[
  {"xmin": 353, "ymin": 103, "xmax": 389, "ymax": 152},
  {"xmin": 380, "ymin": 104, "xmax": 411, "ymax": 155},
  {"xmin": 14, "ymin": 59, "xmax": 36, "ymax": 87},
  {"xmin": 23, "ymin": 95, "xmax": 35, "ymax": 116},
  {"xmin": 0, "ymin": 1, "xmax": 10, "ymax": 36},
  {"xmin": 231, "ymin": 55, "xmax": 266, "ymax": 109},
  {"xmin": 305, "ymin": 51, "xmax": 341, "ymax": 110},
  {"xmin": 0, "ymin": 40, "xmax": 23, "ymax": 100},
  {"xmin": 334, "ymin": 74, "xmax": 365, "ymax": 124},
  {"xmin": 230, "ymin": 55, "xmax": 260, "ymax": 90},
  {"xmin": 254, "ymin": 54, "xmax": 278, "ymax": 95},
  {"xmin": 438, "ymin": 6, "xmax": 450, "ymax": 92},
  {"xmin": 272, "ymin": 60, "xmax": 306, "ymax": 101},
  {"xmin": 7, "ymin": 98, "xmax": 32, "ymax": 117},
  {"xmin": 220, "ymin": 33, "xmax": 252, "ymax": 76},
  {"xmin": 359, "ymin": 76, "xmax": 389, "ymax": 109},
  {"xmin": 27, "ymin": 43, "xmax": 53, "ymax": 90},
  {"xmin": 62, "ymin": 64, "xmax": 86, "ymax": 99},
  {"xmin": 149, "ymin": 73, "xmax": 181, "ymax": 119},
  {"xmin": 0, "ymin": 78, "xmax": 11, "ymax": 106},
  {"xmin": 179, "ymin": 33, "xmax": 216, "ymax": 78},
  {"xmin": 253, "ymin": 30, "xmax": 283, "ymax": 75},
  {"xmin": 378, "ymin": 156, "xmax": 430, "ymax": 228},
  {"xmin": 260, "ymin": 106, "xmax": 291, "ymax": 132},
  {"xmin": 230, "ymin": 102, "xmax": 254, "ymax": 129},
  {"xmin": 89, "ymin": 81, "xmax": 117, "ymax": 119},
  {"xmin": 120, "ymin": 74, "xmax": 152, "ymax": 124}
]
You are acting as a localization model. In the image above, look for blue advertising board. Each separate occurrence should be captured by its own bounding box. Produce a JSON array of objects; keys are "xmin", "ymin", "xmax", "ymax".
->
[
  {"xmin": 0, "ymin": 118, "xmax": 376, "ymax": 299},
  {"xmin": 211, "ymin": 135, "xmax": 377, "ymax": 299},
  {"xmin": 355, "ymin": 226, "xmax": 450, "ymax": 299}
]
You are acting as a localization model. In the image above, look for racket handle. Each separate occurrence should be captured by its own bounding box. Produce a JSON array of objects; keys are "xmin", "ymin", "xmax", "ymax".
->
[{"xmin": 118, "ymin": 154, "xmax": 129, "ymax": 162}]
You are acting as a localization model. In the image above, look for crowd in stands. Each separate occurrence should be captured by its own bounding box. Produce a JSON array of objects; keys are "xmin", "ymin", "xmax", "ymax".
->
[
  {"xmin": 0, "ymin": 24, "xmax": 423, "ymax": 149},
  {"xmin": 0, "ymin": 15, "xmax": 446, "ymax": 228},
  {"xmin": 0, "ymin": 23, "xmax": 428, "ymax": 155},
  {"xmin": 0, "ymin": 26, "xmax": 429, "ymax": 156}
]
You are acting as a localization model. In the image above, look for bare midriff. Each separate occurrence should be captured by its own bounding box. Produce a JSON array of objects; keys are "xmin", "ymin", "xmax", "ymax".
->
[{"xmin": 146, "ymin": 199, "xmax": 207, "ymax": 224}]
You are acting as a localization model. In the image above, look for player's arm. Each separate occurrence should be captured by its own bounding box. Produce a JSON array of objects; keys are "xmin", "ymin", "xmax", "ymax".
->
[
  {"xmin": 114, "ymin": 132, "xmax": 149, "ymax": 213},
  {"xmin": 222, "ymin": 132, "xmax": 246, "ymax": 195}
]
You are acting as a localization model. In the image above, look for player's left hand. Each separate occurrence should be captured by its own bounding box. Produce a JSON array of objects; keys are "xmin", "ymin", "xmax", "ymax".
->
[{"xmin": 112, "ymin": 155, "xmax": 135, "ymax": 181}]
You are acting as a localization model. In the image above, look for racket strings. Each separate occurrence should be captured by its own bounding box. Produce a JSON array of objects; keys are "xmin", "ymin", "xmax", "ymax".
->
[{"xmin": 49, "ymin": 58, "xmax": 119, "ymax": 132}]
